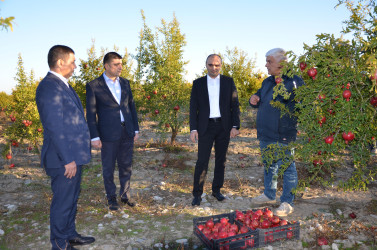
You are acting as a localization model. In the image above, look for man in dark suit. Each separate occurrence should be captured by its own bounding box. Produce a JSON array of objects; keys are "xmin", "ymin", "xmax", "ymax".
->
[
  {"xmin": 36, "ymin": 45, "xmax": 95, "ymax": 250},
  {"xmin": 190, "ymin": 54, "xmax": 240, "ymax": 206},
  {"xmin": 86, "ymin": 52, "xmax": 139, "ymax": 211}
]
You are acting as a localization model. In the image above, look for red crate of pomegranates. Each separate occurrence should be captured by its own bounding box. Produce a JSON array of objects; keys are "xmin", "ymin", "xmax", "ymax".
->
[
  {"xmin": 193, "ymin": 213, "xmax": 259, "ymax": 249},
  {"xmin": 234, "ymin": 208, "xmax": 300, "ymax": 247}
]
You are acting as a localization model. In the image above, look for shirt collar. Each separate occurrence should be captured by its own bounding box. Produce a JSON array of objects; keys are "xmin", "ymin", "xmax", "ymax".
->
[
  {"xmin": 207, "ymin": 74, "xmax": 220, "ymax": 82},
  {"xmin": 103, "ymin": 72, "xmax": 119, "ymax": 84},
  {"xmin": 49, "ymin": 70, "xmax": 69, "ymax": 87}
]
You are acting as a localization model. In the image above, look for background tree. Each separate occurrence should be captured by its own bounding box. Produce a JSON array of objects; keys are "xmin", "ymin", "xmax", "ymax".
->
[
  {"xmin": 118, "ymin": 46, "xmax": 145, "ymax": 119},
  {"xmin": 0, "ymin": 0, "xmax": 15, "ymax": 32},
  {"xmin": 119, "ymin": 47, "xmax": 134, "ymax": 80},
  {"xmin": 221, "ymin": 47, "xmax": 265, "ymax": 110},
  {"xmin": 0, "ymin": 91, "xmax": 13, "ymax": 111},
  {"xmin": 73, "ymin": 42, "xmax": 135, "ymax": 108},
  {"xmin": 198, "ymin": 47, "xmax": 265, "ymax": 112},
  {"xmin": 3, "ymin": 55, "xmax": 42, "ymax": 159},
  {"xmin": 72, "ymin": 42, "xmax": 105, "ymax": 108},
  {"xmin": 135, "ymin": 11, "xmax": 190, "ymax": 144}
]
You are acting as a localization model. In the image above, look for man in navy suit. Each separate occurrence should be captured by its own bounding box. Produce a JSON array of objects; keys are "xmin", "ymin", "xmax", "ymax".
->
[
  {"xmin": 36, "ymin": 45, "xmax": 95, "ymax": 250},
  {"xmin": 86, "ymin": 52, "xmax": 139, "ymax": 211},
  {"xmin": 190, "ymin": 54, "xmax": 240, "ymax": 206}
]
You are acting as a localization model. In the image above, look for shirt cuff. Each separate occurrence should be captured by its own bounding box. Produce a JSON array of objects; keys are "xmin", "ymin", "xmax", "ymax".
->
[
  {"xmin": 91, "ymin": 137, "xmax": 100, "ymax": 141},
  {"xmin": 135, "ymin": 131, "xmax": 139, "ymax": 134}
]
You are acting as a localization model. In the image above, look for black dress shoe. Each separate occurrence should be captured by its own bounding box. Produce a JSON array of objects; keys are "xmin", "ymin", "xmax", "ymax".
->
[
  {"xmin": 212, "ymin": 192, "xmax": 226, "ymax": 201},
  {"xmin": 121, "ymin": 198, "xmax": 136, "ymax": 207},
  {"xmin": 69, "ymin": 235, "xmax": 95, "ymax": 246},
  {"xmin": 108, "ymin": 197, "xmax": 119, "ymax": 211},
  {"xmin": 192, "ymin": 196, "xmax": 202, "ymax": 206}
]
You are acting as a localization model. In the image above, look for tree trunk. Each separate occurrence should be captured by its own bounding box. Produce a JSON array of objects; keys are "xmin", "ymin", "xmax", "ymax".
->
[
  {"xmin": 171, "ymin": 128, "xmax": 178, "ymax": 145},
  {"xmin": 34, "ymin": 141, "xmax": 41, "ymax": 162}
]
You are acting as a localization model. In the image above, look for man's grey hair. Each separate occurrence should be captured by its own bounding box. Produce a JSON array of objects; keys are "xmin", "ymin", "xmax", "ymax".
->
[{"xmin": 265, "ymin": 48, "xmax": 287, "ymax": 62}]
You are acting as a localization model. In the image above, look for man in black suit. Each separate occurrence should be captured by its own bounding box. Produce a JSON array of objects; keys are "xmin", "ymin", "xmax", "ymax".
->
[
  {"xmin": 36, "ymin": 45, "xmax": 95, "ymax": 250},
  {"xmin": 190, "ymin": 54, "xmax": 240, "ymax": 206},
  {"xmin": 86, "ymin": 52, "xmax": 139, "ymax": 211}
]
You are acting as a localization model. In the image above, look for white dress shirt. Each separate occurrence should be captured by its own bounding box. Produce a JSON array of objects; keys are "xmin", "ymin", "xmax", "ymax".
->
[
  {"xmin": 207, "ymin": 74, "xmax": 221, "ymax": 118},
  {"xmin": 103, "ymin": 73, "xmax": 124, "ymax": 122}
]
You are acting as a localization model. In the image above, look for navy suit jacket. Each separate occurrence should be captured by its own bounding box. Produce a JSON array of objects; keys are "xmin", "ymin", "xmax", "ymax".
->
[
  {"xmin": 86, "ymin": 75, "xmax": 139, "ymax": 142},
  {"xmin": 189, "ymin": 75, "xmax": 240, "ymax": 136},
  {"xmin": 36, "ymin": 72, "xmax": 91, "ymax": 168}
]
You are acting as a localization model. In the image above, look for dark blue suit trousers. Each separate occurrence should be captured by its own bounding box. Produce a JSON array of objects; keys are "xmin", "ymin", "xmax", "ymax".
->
[
  {"xmin": 101, "ymin": 125, "xmax": 134, "ymax": 200},
  {"xmin": 45, "ymin": 166, "xmax": 81, "ymax": 250}
]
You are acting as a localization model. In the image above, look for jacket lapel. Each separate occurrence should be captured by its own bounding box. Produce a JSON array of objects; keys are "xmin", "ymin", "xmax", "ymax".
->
[
  {"xmin": 68, "ymin": 85, "xmax": 85, "ymax": 114},
  {"xmin": 119, "ymin": 78, "xmax": 127, "ymax": 104},
  {"xmin": 219, "ymin": 75, "xmax": 225, "ymax": 106},
  {"xmin": 98, "ymin": 75, "xmax": 119, "ymax": 105},
  {"xmin": 203, "ymin": 76, "xmax": 210, "ymax": 107}
]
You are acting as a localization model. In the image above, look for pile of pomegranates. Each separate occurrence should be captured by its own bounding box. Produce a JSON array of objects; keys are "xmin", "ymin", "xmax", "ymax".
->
[
  {"xmin": 196, "ymin": 215, "xmax": 255, "ymax": 249},
  {"xmin": 234, "ymin": 208, "xmax": 297, "ymax": 244}
]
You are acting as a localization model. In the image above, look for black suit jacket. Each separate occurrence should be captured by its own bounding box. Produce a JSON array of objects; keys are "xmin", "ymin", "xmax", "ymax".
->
[
  {"xmin": 189, "ymin": 75, "xmax": 240, "ymax": 136},
  {"xmin": 86, "ymin": 75, "xmax": 139, "ymax": 142},
  {"xmin": 36, "ymin": 73, "xmax": 91, "ymax": 168}
]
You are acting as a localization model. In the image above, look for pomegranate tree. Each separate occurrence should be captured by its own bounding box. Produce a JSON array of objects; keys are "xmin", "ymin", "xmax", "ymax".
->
[
  {"xmin": 3, "ymin": 55, "xmax": 42, "ymax": 159},
  {"xmin": 269, "ymin": 1, "xmax": 377, "ymax": 191},
  {"xmin": 135, "ymin": 12, "xmax": 190, "ymax": 144}
]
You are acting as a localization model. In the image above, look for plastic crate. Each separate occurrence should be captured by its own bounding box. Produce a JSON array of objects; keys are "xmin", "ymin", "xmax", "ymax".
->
[
  {"xmin": 193, "ymin": 213, "xmax": 259, "ymax": 249},
  {"xmin": 257, "ymin": 221, "xmax": 300, "ymax": 247},
  {"xmin": 233, "ymin": 209, "xmax": 300, "ymax": 247}
]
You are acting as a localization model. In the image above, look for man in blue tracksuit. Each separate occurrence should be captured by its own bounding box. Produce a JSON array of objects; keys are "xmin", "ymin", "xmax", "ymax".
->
[{"xmin": 249, "ymin": 48, "xmax": 304, "ymax": 216}]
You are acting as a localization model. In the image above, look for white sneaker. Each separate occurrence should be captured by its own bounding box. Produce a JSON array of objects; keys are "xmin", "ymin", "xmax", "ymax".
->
[
  {"xmin": 275, "ymin": 202, "xmax": 294, "ymax": 217},
  {"xmin": 251, "ymin": 193, "xmax": 276, "ymax": 205}
]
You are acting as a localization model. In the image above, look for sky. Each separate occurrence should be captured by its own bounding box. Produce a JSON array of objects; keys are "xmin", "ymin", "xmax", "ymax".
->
[{"xmin": 0, "ymin": 0, "xmax": 352, "ymax": 94}]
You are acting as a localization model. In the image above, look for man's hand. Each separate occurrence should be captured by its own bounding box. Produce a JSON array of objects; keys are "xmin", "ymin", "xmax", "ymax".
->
[
  {"xmin": 134, "ymin": 133, "xmax": 139, "ymax": 142},
  {"xmin": 249, "ymin": 95, "xmax": 260, "ymax": 105},
  {"xmin": 190, "ymin": 131, "xmax": 198, "ymax": 143},
  {"xmin": 230, "ymin": 128, "xmax": 240, "ymax": 138},
  {"xmin": 64, "ymin": 161, "xmax": 77, "ymax": 179},
  {"xmin": 91, "ymin": 140, "xmax": 102, "ymax": 149}
]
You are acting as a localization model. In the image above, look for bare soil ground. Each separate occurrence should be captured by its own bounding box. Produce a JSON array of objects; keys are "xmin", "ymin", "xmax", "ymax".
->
[{"xmin": 0, "ymin": 112, "xmax": 376, "ymax": 249}]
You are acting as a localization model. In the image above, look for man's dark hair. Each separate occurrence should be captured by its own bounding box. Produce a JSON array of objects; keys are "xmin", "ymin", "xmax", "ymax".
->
[
  {"xmin": 48, "ymin": 45, "xmax": 74, "ymax": 69},
  {"xmin": 206, "ymin": 54, "xmax": 222, "ymax": 64},
  {"xmin": 103, "ymin": 52, "xmax": 122, "ymax": 65}
]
